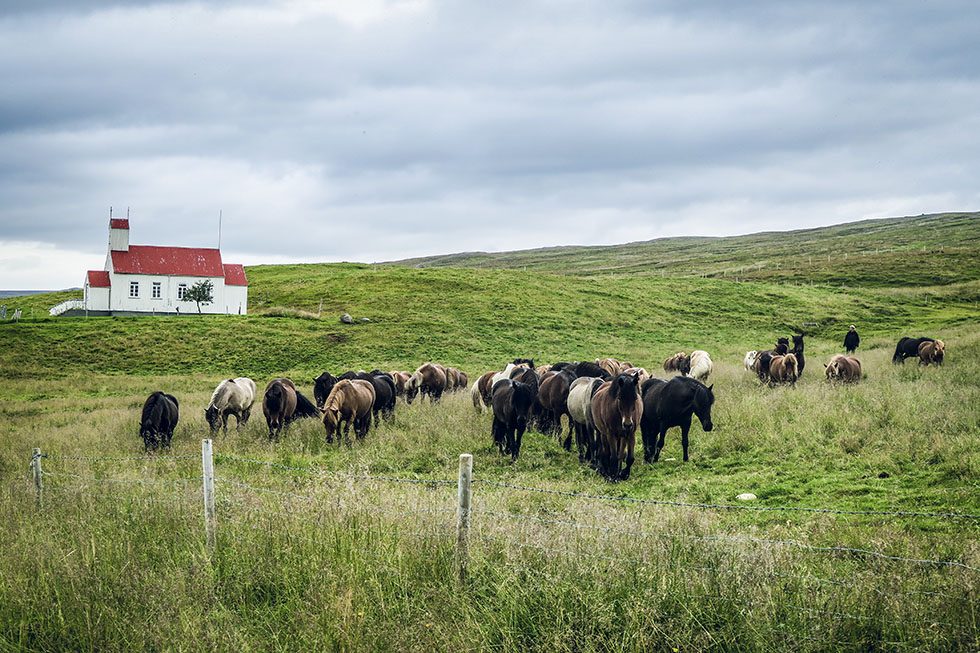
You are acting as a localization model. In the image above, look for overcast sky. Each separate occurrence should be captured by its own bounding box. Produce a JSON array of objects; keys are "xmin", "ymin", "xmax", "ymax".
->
[{"xmin": 1, "ymin": 0, "xmax": 978, "ymax": 288}]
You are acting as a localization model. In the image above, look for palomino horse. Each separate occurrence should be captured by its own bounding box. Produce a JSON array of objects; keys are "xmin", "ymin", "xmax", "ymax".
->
[
  {"xmin": 205, "ymin": 377, "xmax": 256, "ymax": 435},
  {"xmin": 490, "ymin": 379, "xmax": 536, "ymax": 461},
  {"xmin": 140, "ymin": 391, "xmax": 179, "ymax": 451},
  {"xmin": 640, "ymin": 377, "xmax": 714, "ymax": 463},
  {"xmin": 263, "ymin": 378, "xmax": 297, "ymax": 441},
  {"xmin": 591, "ymin": 374, "xmax": 643, "ymax": 481},
  {"xmin": 768, "ymin": 354, "xmax": 799, "ymax": 385},
  {"xmin": 824, "ymin": 355, "xmax": 862, "ymax": 383},
  {"xmin": 567, "ymin": 376, "xmax": 604, "ymax": 463},
  {"xmin": 322, "ymin": 379, "xmax": 376, "ymax": 444},
  {"xmin": 918, "ymin": 340, "xmax": 945, "ymax": 366},
  {"xmin": 687, "ymin": 350, "xmax": 713, "ymax": 382},
  {"xmin": 406, "ymin": 363, "xmax": 448, "ymax": 403}
]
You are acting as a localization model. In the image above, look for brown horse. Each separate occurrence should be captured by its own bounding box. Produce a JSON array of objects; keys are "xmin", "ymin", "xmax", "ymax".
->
[
  {"xmin": 322, "ymin": 379, "xmax": 375, "ymax": 444},
  {"xmin": 591, "ymin": 374, "xmax": 643, "ymax": 481},
  {"xmin": 263, "ymin": 378, "xmax": 297, "ymax": 441},
  {"xmin": 824, "ymin": 355, "xmax": 862, "ymax": 383},
  {"xmin": 918, "ymin": 340, "xmax": 945, "ymax": 366},
  {"xmin": 768, "ymin": 354, "xmax": 799, "ymax": 385},
  {"xmin": 538, "ymin": 369, "xmax": 576, "ymax": 450},
  {"xmin": 388, "ymin": 371, "xmax": 411, "ymax": 397},
  {"xmin": 596, "ymin": 358, "xmax": 626, "ymax": 377},
  {"xmin": 405, "ymin": 363, "xmax": 448, "ymax": 403},
  {"xmin": 663, "ymin": 353, "xmax": 690, "ymax": 375}
]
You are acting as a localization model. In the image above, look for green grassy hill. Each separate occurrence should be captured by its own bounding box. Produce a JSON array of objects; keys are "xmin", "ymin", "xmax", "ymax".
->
[{"xmin": 393, "ymin": 212, "xmax": 980, "ymax": 287}]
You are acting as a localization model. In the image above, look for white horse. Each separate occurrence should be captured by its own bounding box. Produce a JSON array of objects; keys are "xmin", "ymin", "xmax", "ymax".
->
[
  {"xmin": 688, "ymin": 350, "xmax": 713, "ymax": 382},
  {"xmin": 567, "ymin": 377, "xmax": 605, "ymax": 463},
  {"xmin": 205, "ymin": 377, "xmax": 256, "ymax": 434},
  {"xmin": 743, "ymin": 350, "xmax": 760, "ymax": 371}
]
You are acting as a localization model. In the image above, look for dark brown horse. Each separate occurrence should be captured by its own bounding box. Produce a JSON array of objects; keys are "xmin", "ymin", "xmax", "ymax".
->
[
  {"xmin": 640, "ymin": 377, "xmax": 713, "ymax": 463},
  {"xmin": 140, "ymin": 391, "xmax": 179, "ymax": 451},
  {"xmin": 405, "ymin": 363, "xmax": 448, "ymax": 403},
  {"xmin": 263, "ymin": 378, "xmax": 297, "ymax": 441},
  {"xmin": 490, "ymin": 379, "xmax": 536, "ymax": 461},
  {"xmin": 538, "ymin": 369, "xmax": 576, "ymax": 450},
  {"xmin": 591, "ymin": 374, "xmax": 643, "ymax": 481}
]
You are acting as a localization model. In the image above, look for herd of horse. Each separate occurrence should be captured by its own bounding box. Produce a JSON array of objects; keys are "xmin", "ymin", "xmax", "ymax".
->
[{"xmin": 136, "ymin": 333, "xmax": 948, "ymax": 481}]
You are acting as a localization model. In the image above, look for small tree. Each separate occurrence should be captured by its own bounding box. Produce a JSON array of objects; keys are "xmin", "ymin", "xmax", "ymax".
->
[{"xmin": 181, "ymin": 280, "xmax": 214, "ymax": 314}]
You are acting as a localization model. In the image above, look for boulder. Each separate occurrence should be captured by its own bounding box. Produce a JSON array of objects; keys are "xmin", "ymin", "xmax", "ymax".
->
[
  {"xmin": 340, "ymin": 313, "xmax": 354, "ymax": 324},
  {"xmin": 735, "ymin": 493, "xmax": 757, "ymax": 501}
]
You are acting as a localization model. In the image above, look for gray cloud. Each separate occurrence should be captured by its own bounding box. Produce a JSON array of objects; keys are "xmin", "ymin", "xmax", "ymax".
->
[{"xmin": 1, "ymin": 0, "xmax": 978, "ymax": 286}]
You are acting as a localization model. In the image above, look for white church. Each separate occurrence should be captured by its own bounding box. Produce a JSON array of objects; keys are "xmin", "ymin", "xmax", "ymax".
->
[{"xmin": 76, "ymin": 216, "xmax": 248, "ymax": 315}]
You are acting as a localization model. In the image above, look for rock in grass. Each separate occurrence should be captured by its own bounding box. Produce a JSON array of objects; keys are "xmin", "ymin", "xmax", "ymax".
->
[
  {"xmin": 340, "ymin": 313, "xmax": 354, "ymax": 324},
  {"xmin": 736, "ymin": 493, "xmax": 757, "ymax": 501}
]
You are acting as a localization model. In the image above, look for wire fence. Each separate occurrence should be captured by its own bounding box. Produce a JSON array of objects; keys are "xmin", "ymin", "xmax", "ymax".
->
[{"xmin": 24, "ymin": 441, "xmax": 979, "ymax": 636}]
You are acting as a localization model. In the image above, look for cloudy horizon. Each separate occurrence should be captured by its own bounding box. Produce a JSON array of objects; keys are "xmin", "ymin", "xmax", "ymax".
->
[{"xmin": 1, "ymin": 0, "xmax": 978, "ymax": 289}]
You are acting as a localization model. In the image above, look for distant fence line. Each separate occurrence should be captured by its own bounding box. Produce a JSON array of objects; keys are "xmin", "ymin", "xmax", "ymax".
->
[{"xmin": 27, "ymin": 443, "xmax": 980, "ymax": 581}]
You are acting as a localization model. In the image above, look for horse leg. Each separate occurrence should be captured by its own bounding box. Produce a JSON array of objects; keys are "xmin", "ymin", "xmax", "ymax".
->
[
  {"xmin": 562, "ymin": 413, "xmax": 573, "ymax": 452},
  {"xmin": 512, "ymin": 423, "xmax": 525, "ymax": 462},
  {"xmin": 641, "ymin": 420, "xmax": 654, "ymax": 463},
  {"xmin": 621, "ymin": 437, "xmax": 635, "ymax": 481},
  {"xmin": 653, "ymin": 427, "xmax": 668, "ymax": 463},
  {"xmin": 681, "ymin": 419, "xmax": 692, "ymax": 462}
]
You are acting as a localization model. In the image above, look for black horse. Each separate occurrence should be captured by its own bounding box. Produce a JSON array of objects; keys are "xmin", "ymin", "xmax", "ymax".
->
[
  {"xmin": 893, "ymin": 337, "xmax": 935, "ymax": 364},
  {"xmin": 338, "ymin": 371, "xmax": 396, "ymax": 425},
  {"xmin": 313, "ymin": 371, "xmax": 340, "ymax": 408},
  {"xmin": 140, "ymin": 391, "xmax": 179, "ymax": 452},
  {"xmin": 550, "ymin": 361, "xmax": 612, "ymax": 380},
  {"xmin": 844, "ymin": 325, "xmax": 860, "ymax": 354},
  {"xmin": 490, "ymin": 379, "xmax": 536, "ymax": 462},
  {"xmin": 791, "ymin": 334, "xmax": 805, "ymax": 376},
  {"xmin": 640, "ymin": 377, "xmax": 714, "ymax": 463}
]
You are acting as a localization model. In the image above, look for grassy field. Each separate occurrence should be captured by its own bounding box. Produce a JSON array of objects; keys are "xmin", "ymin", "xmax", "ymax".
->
[
  {"xmin": 0, "ymin": 214, "xmax": 978, "ymax": 651},
  {"xmin": 394, "ymin": 212, "xmax": 980, "ymax": 287}
]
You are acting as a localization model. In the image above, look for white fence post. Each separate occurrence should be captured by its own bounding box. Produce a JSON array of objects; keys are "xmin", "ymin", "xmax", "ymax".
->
[
  {"xmin": 201, "ymin": 439, "xmax": 216, "ymax": 550},
  {"xmin": 31, "ymin": 448, "xmax": 43, "ymax": 507},
  {"xmin": 456, "ymin": 453, "xmax": 473, "ymax": 581}
]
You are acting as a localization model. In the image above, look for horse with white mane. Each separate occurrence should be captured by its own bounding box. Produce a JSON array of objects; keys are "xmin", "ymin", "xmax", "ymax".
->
[{"xmin": 687, "ymin": 350, "xmax": 713, "ymax": 383}]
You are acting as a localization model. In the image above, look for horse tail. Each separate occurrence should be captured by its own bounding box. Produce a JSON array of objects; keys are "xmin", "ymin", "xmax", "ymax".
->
[{"xmin": 294, "ymin": 391, "xmax": 319, "ymax": 418}]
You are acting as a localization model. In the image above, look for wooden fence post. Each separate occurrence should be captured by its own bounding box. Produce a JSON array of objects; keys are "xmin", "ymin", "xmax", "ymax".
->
[
  {"xmin": 456, "ymin": 453, "xmax": 473, "ymax": 582},
  {"xmin": 201, "ymin": 439, "xmax": 216, "ymax": 550},
  {"xmin": 31, "ymin": 448, "xmax": 43, "ymax": 507}
]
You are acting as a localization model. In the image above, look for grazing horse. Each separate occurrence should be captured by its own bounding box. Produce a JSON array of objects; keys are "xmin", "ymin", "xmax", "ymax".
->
[
  {"xmin": 591, "ymin": 374, "xmax": 643, "ymax": 481},
  {"xmin": 490, "ymin": 379, "xmax": 536, "ymax": 461},
  {"xmin": 405, "ymin": 363, "xmax": 448, "ymax": 403},
  {"xmin": 918, "ymin": 339, "xmax": 945, "ymax": 366},
  {"xmin": 791, "ymin": 335, "xmax": 806, "ymax": 376},
  {"xmin": 893, "ymin": 337, "xmax": 936, "ymax": 364},
  {"xmin": 662, "ymin": 353, "xmax": 691, "ymax": 375},
  {"xmin": 538, "ymin": 369, "xmax": 577, "ymax": 449},
  {"xmin": 567, "ymin": 377, "xmax": 604, "ymax": 463},
  {"xmin": 640, "ymin": 377, "xmax": 714, "ymax": 463},
  {"xmin": 387, "ymin": 371, "xmax": 411, "ymax": 397},
  {"xmin": 825, "ymin": 355, "xmax": 862, "ymax": 383},
  {"xmin": 844, "ymin": 325, "xmax": 860, "ymax": 354},
  {"xmin": 688, "ymin": 350, "xmax": 713, "ymax": 382},
  {"xmin": 768, "ymin": 354, "xmax": 799, "ymax": 385},
  {"xmin": 205, "ymin": 377, "xmax": 256, "ymax": 435},
  {"xmin": 743, "ymin": 351, "xmax": 760, "ymax": 371},
  {"xmin": 552, "ymin": 361, "xmax": 611, "ymax": 380},
  {"xmin": 313, "ymin": 372, "xmax": 340, "ymax": 408},
  {"xmin": 263, "ymin": 378, "xmax": 298, "ymax": 441},
  {"xmin": 322, "ymin": 379, "xmax": 376, "ymax": 444},
  {"xmin": 140, "ymin": 391, "xmax": 179, "ymax": 451},
  {"xmin": 339, "ymin": 371, "xmax": 396, "ymax": 425},
  {"xmin": 444, "ymin": 367, "xmax": 462, "ymax": 392}
]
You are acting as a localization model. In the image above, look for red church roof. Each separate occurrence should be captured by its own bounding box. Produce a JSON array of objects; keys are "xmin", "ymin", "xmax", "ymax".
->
[
  {"xmin": 111, "ymin": 246, "xmax": 225, "ymax": 277},
  {"xmin": 222, "ymin": 264, "xmax": 248, "ymax": 286},
  {"xmin": 87, "ymin": 270, "xmax": 111, "ymax": 287},
  {"xmin": 109, "ymin": 218, "xmax": 130, "ymax": 230}
]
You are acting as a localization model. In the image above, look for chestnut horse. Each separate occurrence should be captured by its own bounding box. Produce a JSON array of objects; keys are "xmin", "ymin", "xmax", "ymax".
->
[
  {"xmin": 768, "ymin": 354, "xmax": 799, "ymax": 385},
  {"xmin": 591, "ymin": 374, "xmax": 643, "ymax": 481},
  {"xmin": 918, "ymin": 339, "xmax": 945, "ymax": 366},
  {"xmin": 405, "ymin": 363, "xmax": 448, "ymax": 403},
  {"xmin": 322, "ymin": 379, "xmax": 375, "ymax": 444},
  {"xmin": 824, "ymin": 355, "xmax": 862, "ymax": 383}
]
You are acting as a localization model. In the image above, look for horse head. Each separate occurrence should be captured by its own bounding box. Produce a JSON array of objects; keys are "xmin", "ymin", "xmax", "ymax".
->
[
  {"xmin": 204, "ymin": 405, "xmax": 222, "ymax": 434},
  {"xmin": 404, "ymin": 373, "xmax": 422, "ymax": 404},
  {"xmin": 695, "ymin": 383, "xmax": 715, "ymax": 431},
  {"xmin": 611, "ymin": 374, "xmax": 641, "ymax": 431}
]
